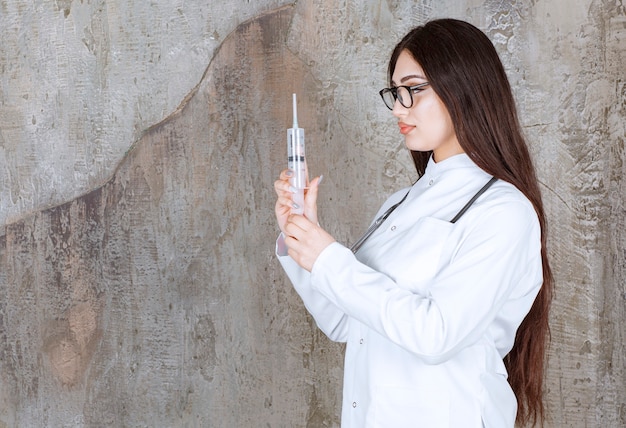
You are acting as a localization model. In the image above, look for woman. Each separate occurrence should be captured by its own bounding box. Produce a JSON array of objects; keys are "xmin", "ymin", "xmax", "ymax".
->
[{"xmin": 274, "ymin": 18, "xmax": 552, "ymax": 428}]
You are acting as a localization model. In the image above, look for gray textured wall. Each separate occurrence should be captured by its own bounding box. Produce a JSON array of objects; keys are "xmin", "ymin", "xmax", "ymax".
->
[{"xmin": 0, "ymin": 1, "xmax": 624, "ymax": 427}]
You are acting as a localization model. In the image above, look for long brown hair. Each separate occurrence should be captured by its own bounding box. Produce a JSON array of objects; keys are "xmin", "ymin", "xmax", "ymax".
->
[{"xmin": 388, "ymin": 19, "xmax": 553, "ymax": 426}]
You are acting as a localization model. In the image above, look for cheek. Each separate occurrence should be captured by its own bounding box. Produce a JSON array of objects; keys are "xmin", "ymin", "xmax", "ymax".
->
[
  {"xmin": 414, "ymin": 97, "xmax": 441, "ymax": 120},
  {"xmin": 437, "ymin": 110, "xmax": 455, "ymax": 136},
  {"xmin": 425, "ymin": 101, "xmax": 454, "ymax": 136},
  {"xmin": 413, "ymin": 101, "xmax": 443, "ymax": 129}
]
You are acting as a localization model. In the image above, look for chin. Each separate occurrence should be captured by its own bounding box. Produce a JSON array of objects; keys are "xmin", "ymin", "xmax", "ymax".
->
[{"xmin": 404, "ymin": 140, "xmax": 432, "ymax": 153}]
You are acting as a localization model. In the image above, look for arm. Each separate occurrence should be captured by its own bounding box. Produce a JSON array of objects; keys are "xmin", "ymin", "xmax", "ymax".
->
[
  {"xmin": 308, "ymin": 200, "xmax": 543, "ymax": 363},
  {"xmin": 273, "ymin": 170, "xmax": 349, "ymax": 342},
  {"xmin": 277, "ymin": 234, "xmax": 349, "ymax": 342}
]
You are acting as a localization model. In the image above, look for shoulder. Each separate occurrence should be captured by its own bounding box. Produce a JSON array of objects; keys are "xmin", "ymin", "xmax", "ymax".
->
[
  {"xmin": 482, "ymin": 180, "xmax": 536, "ymax": 216},
  {"xmin": 463, "ymin": 179, "xmax": 540, "ymax": 243}
]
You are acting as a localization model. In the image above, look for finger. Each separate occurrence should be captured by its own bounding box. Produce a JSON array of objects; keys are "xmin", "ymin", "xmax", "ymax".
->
[
  {"xmin": 275, "ymin": 198, "xmax": 290, "ymax": 216},
  {"xmin": 302, "ymin": 175, "xmax": 321, "ymax": 223},
  {"xmin": 283, "ymin": 232, "xmax": 306, "ymax": 261},
  {"xmin": 284, "ymin": 233, "xmax": 299, "ymax": 250},
  {"xmin": 274, "ymin": 179, "xmax": 290, "ymax": 196},
  {"xmin": 284, "ymin": 217, "xmax": 302, "ymax": 238},
  {"xmin": 280, "ymin": 169, "xmax": 294, "ymax": 181},
  {"xmin": 286, "ymin": 245, "xmax": 302, "ymax": 267},
  {"xmin": 274, "ymin": 180, "xmax": 294, "ymax": 198},
  {"xmin": 286, "ymin": 214, "xmax": 313, "ymax": 232},
  {"xmin": 276, "ymin": 195, "xmax": 300, "ymax": 213},
  {"xmin": 284, "ymin": 217, "xmax": 311, "ymax": 243},
  {"xmin": 305, "ymin": 175, "xmax": 323, "ymax": 206}
]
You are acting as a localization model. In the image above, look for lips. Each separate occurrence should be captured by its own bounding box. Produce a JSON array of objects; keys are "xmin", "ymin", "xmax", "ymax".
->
[{"xmin": 398, "ymin": 122, "xmax": 415, "ymax": 135}]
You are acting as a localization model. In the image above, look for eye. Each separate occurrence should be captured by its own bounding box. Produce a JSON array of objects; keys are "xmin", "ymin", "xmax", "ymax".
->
[{"xmin": 410, "ymin": 82, "xmax": 430, "ymax": 94}]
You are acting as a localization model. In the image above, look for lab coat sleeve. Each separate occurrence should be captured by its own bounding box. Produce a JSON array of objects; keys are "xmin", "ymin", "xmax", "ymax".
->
[
  {"xmin": 276, "ymin": 234, "xmax": 350, "ymax": 342},
  {"xmin": 309, "ymin": 199, "xmax": 542, "ymax": 364}
]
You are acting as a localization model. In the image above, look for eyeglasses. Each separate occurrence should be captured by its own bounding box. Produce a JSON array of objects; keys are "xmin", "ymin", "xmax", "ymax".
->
[{"xmin": 379, "ymin": 82, "xmax": 430, "ymax": 110}]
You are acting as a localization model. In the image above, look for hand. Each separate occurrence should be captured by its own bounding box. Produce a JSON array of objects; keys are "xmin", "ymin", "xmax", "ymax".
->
[
  {"xmin": 274, "ymin": 169, "xmax": 323, "ymax": 234},
  {"xmin": 283, "ymin": 214, "xmax": 336, "ymax": 272}
]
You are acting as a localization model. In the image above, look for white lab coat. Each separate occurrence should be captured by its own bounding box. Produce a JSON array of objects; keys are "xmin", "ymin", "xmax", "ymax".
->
[{"xmin": 277, "ymin": 154, "xmax": 543, "ymax": 428}]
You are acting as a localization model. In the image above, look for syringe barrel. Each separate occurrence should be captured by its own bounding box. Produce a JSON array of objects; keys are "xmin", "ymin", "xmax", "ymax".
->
[
  {"xmin": 287, "ymin": 127, "xmax": 307, "ymax": 189},
  {"xmin": 287, "ymin": 93, "xmax": 306, "ymax": 214},
  {"xmin": 287, "ymin": 127, "xmax": 306, "ymax": 214}
]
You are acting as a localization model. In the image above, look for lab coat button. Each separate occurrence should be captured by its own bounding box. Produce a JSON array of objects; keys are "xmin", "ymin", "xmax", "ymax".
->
[
  {"xmin": 352, "ymin": 402, "xmax": 357, "ymax": 408},
  {"xmin": 390, "ymin": 225, "xmax": 396, "ymax": 231},
  {"xmin": 359, "ymin": 338, "xmax": 364, "ymax": 344},
  {"xmin": 428, "ymin": 178, "xmax": 434, "ymax": 185}
]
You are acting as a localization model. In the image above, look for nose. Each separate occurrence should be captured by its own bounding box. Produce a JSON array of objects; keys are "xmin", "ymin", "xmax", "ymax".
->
[{"xmin": 391, "ymin": 98, "xmax": 408, "ymax": 117}]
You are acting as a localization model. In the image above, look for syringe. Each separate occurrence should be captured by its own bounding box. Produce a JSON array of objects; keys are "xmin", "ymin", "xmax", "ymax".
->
[{"xmin": 287, "ymin": 93, "xmax": 307, "ymax": 215}]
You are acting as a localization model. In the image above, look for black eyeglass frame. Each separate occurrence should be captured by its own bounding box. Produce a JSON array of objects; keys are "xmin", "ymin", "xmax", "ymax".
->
[{"xmin": 379, "ymin": 82, "xmax": 430, "ymax": 110}]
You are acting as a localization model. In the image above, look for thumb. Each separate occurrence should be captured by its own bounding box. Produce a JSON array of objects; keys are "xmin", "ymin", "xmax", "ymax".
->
[{"xmin": 303, "ymin": 175, "xmax": 323, "ymax": 223}]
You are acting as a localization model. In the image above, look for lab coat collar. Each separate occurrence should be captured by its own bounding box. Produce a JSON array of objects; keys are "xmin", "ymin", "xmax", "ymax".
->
[{"xmin": 423, "ymin": 153, "xmax": 481, "ymax": 182}]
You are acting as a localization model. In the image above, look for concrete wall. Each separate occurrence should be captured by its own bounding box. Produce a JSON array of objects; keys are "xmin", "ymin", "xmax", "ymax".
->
[{"xmin": 0, "ymin": 0, "xmax": 624, "ymax": 427}]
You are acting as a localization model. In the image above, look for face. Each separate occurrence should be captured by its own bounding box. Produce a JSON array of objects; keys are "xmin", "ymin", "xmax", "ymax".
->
[{"xmin": 390, "ymin": 50, "xmax": 464, "ymax": 162}]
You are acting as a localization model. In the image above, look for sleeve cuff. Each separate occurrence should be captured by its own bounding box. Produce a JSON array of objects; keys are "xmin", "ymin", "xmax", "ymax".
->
[{"xmin": 275, "ymin": 232, "xmax": 289, "ymax": 257}]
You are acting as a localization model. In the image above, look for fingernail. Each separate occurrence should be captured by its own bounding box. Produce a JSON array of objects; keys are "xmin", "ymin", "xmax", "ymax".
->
[
  {"xmin": 292, "ymin": 203, "xmax": 300, "ymax": 209},
  {"xmin": 285, "ymin": 170, "xmax": 294, "ymax": 177},
  {"xmin": 318, "ymin": 175, "xmax": 324, "ymax": 185},
  {"xmin": 288, "ymin": 186, "xmax": 297, "ymax": 193}
]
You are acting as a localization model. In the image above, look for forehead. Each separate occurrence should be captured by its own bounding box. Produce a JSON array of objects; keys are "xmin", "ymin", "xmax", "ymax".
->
[{"xmin": 392, "ymin": 50, "xmax": 426, "ymax": 84}]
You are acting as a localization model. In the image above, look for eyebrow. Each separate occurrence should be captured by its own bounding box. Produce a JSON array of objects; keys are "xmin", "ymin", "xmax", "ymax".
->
[{"xmin": 392, "ymin": 74, "xmax": 427, "ymax": 85}]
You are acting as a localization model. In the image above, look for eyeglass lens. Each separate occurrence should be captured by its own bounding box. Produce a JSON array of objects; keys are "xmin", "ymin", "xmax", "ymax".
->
[{"xmin": 381, "ymin": 87, "xmax": 412, "ymax": 110}]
